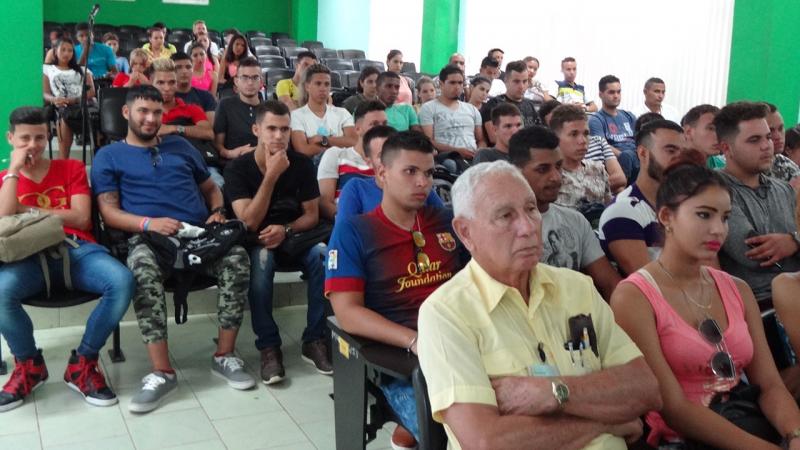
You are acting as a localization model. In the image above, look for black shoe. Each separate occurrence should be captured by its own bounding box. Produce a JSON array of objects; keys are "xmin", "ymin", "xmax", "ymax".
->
[
  {"xmin": 260, "ymin": 347, "xmax": 285, "ymax": 385},
  {"xmin": 301, "ymin": 338, "xmax": 333, "ymax": 375}
]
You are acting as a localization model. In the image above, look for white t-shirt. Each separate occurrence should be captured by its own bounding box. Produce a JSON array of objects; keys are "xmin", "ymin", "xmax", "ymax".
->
[
  {"xmin": 632, "ymin": 103, "xmax": 681, "ymax": 124},
  {"xmin": 290, "ymin": 104, "xmax": 354, "ymax": 138},
  {"xmin": 183, "ymin": 41, "xmax": 220, "ymax": 58},
  {"xmin": 541, "ymin": 203, "xmax": 605, "ymax": 271},
  {"xmin": 317, "ymin": 146, "xmax": 374, "ymax": 199},
  {"xmin": 43, "ymin": 64, "xmax": 87, "ymax": 99},
  {"xmin": 418, "ymin": 99, "xmax": 482, "ymax": 150}
]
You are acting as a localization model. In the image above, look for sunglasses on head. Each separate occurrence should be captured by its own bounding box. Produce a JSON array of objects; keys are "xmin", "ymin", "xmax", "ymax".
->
[
  {"xmin": 412, "ymin": 230, "xmax": 430, "ymax": 272},
  {"xmin": 698, "ymin": 317, "xmax": 735, "ymax": 379}
]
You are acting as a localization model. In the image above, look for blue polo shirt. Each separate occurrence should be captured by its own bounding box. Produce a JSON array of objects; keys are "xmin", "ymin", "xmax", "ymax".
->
[
  {"xmin": 75, "ymin": 43, "xmax": 117, "ymax": 78},
  {"xmin": 91, "ymin": 135, "xmax": 211, "ymax": 225}
]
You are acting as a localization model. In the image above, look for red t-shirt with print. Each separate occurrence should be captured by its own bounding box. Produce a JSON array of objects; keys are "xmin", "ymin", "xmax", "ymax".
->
[{"xmin": 0, "ymin": 159, "xmax": 94, "ymax": 242}]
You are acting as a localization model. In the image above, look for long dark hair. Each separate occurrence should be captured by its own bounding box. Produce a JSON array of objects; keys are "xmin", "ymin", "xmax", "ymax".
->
[
  {"xmin": 224, "ymin": 33, "xmax": 248, "ymax": 63},
  {"xmin": 53, "ymin": 37, "xmax": 82, "ymax": 75}
]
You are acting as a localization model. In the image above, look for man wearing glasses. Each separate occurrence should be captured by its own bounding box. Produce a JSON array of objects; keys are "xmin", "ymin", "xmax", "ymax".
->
[
  {"xmin": 325, "ymin": 131, "xmax": 467, "ymax": 449},
  {"xmin": 213, "ymin": 57, "xmax": 263, "ymax": 164},
  {"xmin": 92, "ymin": 85, "xmax": 255, "ymax": 414}
]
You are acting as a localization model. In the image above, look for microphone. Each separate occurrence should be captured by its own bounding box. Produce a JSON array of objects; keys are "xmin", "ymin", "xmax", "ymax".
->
[{"xmin": 89, "ymin": 4, "xmax": 100, "ymax": 19}]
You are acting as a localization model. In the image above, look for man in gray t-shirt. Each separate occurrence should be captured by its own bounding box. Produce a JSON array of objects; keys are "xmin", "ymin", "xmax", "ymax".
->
[
  {"xmin": 714, "ymin": 102, "xmax": 800, "ymax": 304},
  {"xmin": 420, "ymin": 65, "xmax": 486, "ymax": 160},
  {"xmin": 509, "ymin": 126, "xmax": 621, "ymax": 300}
]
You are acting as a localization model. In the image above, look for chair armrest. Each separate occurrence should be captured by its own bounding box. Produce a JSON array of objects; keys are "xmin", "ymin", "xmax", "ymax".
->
[{"xmin": 328, "ymin": 315, "xmax": 417, "ymax": 380}]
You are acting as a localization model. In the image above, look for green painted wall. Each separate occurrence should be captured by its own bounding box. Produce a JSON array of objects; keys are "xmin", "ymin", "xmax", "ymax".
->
[
  {"xmin": 727, "ymin": 0, "xmax": 800, "ymax": 123},
  {"xmin": 42, "ymin": 0, "xmax": 291, "ymax": 34},
  {"xmin": 291, "ymin": 0, "xmax": 318, "ymax": 43},
  {"xmin": 420, "ymin": 0, "xmax": 459, "ymax": 74},
  {"xmin": 0, "ymin": 2, "xmax": 43, "ymax": 167}
]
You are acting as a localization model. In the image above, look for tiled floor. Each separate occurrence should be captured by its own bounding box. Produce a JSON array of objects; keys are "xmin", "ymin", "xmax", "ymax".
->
[{"xmin": 0, "ymin": 306, "xmax": 395, "ymax": 450}]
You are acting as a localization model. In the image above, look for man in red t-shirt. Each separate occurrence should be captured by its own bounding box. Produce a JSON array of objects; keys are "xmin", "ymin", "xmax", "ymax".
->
[
  {"xmin": 0, "ymin": 106, "xmax": 134, "ymax": 412},
  {"xmin": 150, "ymin": 58, "xmax": 224, "ymax": 186}
]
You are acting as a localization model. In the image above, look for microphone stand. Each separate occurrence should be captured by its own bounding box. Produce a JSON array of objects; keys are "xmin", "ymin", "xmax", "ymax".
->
[{"xmin": 78, "ymin": 9, "xmax": 96, "ymax": 163}]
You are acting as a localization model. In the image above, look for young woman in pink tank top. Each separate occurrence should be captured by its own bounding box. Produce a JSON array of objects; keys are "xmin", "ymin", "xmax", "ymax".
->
[{"xmin": 611, "ymin": 163, "xmax": 800, "ymax": 449}]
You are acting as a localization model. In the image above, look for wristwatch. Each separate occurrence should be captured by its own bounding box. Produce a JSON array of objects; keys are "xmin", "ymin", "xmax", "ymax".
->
[
  {"xmin": 284, "ymin": 224, "xmax": 293, "ymax": 237},
  {"xmin": 320, "ymin": 136, "xmax": 329, "ymax": 147},
  {"xmin": 176, "ymin": 125, "xmax": 186, "ymax": 136},
  {"xmin": 551, "ymin": 379, "xmax": 569, "ymax": 409},
  {"xmin": 210, "ymin": 206, "xmax": 226, "ymax": 216}
]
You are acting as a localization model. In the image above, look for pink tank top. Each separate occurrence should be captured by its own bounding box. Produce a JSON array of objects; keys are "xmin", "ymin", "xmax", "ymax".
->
[
  {"xmin": 623, "ymin": 267, "xmax": 754, "ymax": 446},
  {"xmin": 397, "ymin": 75, "xmax": 413, "ymax": 105},
  {"xmin": 191, "ymin": 67, "xmax": 213, "ymax": 91}
]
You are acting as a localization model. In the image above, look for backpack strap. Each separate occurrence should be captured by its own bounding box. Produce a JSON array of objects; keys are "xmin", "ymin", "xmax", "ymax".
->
[
  {"xmin": 37, "ymin": 253, "xmax": 52, "ymax": 298},
  {"xmin": 172, "ymin": 271, "xmax": 198, "ymax": 324}
]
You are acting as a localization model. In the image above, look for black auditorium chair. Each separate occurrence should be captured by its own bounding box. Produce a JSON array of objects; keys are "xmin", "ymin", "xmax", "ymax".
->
[
  {"xmin": 324, "ymin": 58, "xmax": 354, "ymax": 71},
  {"xmin": 316, "ymin": 48, "xmax": 339, "ymax": 60},
  {"xmin": 328, "ymin": 317, "xmax": 447, "ymax": 450},
  {"xmin": 354, "ymin": 60, "xmax": 384, "ymax": 71},
  {"xmin": 276, "ymin": 38, "xmax": 297, "ymax": 49},
  {"xmin": 338, "ymin": 49, "xmax": 366, "ymax": 60},
  {"xmin": 98, "ymin": 87, "xmax": 129, "ymax": 143},
  {"xmin": 402, "ymin": 62, "xmax": 417, "ymax": 74},
  {"xmin": 301, "ymin": 40, "xmax": 324, "ymax": 50},
  {"xmin": 254, "ymin": 45, "xmax": 282, "ymax": 57}
]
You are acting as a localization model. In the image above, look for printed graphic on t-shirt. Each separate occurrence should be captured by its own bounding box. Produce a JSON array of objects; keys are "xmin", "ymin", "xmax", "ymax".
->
[{"xmin": 543, "ymin": 228, "xmax": 579, "ymax": 270}]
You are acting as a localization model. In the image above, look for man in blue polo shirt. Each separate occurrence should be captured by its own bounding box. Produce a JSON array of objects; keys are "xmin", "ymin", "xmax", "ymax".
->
[
  {"xmin": 326, "ymin": 130, "xmax": 466, "ymax": 449},
  {"xmin": 589, "ymin": 75, "xmax": 639, "ymax": 181},
  {"xmin": 91, "ymin": 86, "xmax": 255, "ymax": 414},
  {"xmin": 74, "ymin": 23, "xmax": 117, "ymax": 79},
  {"xmin": 336, "ymin": 125, "xmax": 444, "ymax": 220}
]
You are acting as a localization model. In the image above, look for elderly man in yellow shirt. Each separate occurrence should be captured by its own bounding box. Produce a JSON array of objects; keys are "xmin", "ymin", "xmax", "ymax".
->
[{"xmin": 417, "ymin": 160, "xmax": 662, "ymax": 450}]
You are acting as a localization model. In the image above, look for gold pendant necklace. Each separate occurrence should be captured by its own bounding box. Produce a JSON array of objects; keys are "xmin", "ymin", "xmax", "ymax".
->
[{"xmin": 656, "ymin": 259, "xmax": 711, "ymax": 310}]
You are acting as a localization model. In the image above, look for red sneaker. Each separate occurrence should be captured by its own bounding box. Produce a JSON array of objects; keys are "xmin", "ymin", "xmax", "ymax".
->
[
  {"xmin": 0, "ymin": 349, "xmax": 48, "ymax": 412},
  {"xmin": 63, "ymin": 350, "xmax": 118, "ymax": 407},
  {"xmin": 391, "ymin": 424, "xmax": 418, "ymax": 450}
]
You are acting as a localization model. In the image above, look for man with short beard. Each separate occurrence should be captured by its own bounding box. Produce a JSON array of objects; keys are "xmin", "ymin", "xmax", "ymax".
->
[
  {"xmin": 213, "ymin": 57, "xmax": 263, "ymax": 163},
  {"xmin": 598, "ymin": 120, "xmax": 685, "ymax": 276},
  {"xmin": 92, "ymin": 85, "xmax": 255, "ymax": 414}
]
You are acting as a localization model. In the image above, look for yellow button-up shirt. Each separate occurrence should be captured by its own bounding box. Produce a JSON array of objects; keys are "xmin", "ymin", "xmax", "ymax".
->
[
  {"xmin": 418, "ymin": 260, "xmax": 643, "ymax": 450},
  {"xmin": 142, "ymin": 43, "xmax": 177, "ymax": 61}
]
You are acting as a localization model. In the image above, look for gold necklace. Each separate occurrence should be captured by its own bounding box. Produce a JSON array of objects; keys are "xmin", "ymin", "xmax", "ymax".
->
[{"xmin": 656, "ymin": 259, "xmax": 711, "ymax": 310}]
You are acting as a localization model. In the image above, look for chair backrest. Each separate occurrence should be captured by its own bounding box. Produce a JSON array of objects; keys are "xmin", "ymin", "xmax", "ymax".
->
[
  {"xmin": 301, "ymin": 40, "xmax": 324, "ymax": 50},
  {"xmin": 323, "ymin": 58, "xmax": 354, "ymax": 71},
  {"xmin": 283, "ymin": 47, "xmax": 309, "ymax": 59},
  {"xmin": 338, "ymin": 49, "xmax": 366, "ymax": 60},
  {"xmin": 341, "ymin": 70, "xmax": 362, "ymax": 89},
  {"xmin": 412, "ymin": 366, "xmax": 448, "ymax": 450},
  {"xmin": 258, "ymin": 55, "xmax": 287, "ymax": 68},
  {"xmin": 354, "ymin": 59, "xmax": 385, "ymax": 71},
  {"xmin": 402, "ymin": 62, "xmax": 417, "ymax": 74},
  {"xmin": 246, "ymin": 30, "xmax": 267, "ymax": 39},
  {"xmin": 270, "ymin": 31, "xmax": 291, "ymax": 42},
  {"xmin": 99, "ymin": 87, "xmax": 129, "ymax": 142},
  {"xmin": 264, "ymin": 68, "xmax": 294, "ymax": 88},
  {"xmin": 118, "ymin": 25, "xmax": 145, "ymax": 34},
  {"xmin": 255, "ymin": 45, "xmax": 282, "ymax": 56},
  {"xmin": 249, "ymin": 36, "xmax": 272, "ymax": 48},
  {"xmin": 316, "ymin": 48, "xmax": 339, "ymax": 59},
  {"xmin": 329, "ymin": 71, "xmax": 343, "ymax": 89},
  {"xmin": 276, "ymin": 38, "xmax": 297, "ymax": 48}
]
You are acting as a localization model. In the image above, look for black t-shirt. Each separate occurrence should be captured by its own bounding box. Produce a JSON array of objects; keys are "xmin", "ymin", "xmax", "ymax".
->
[
  {"xmin": 176, "ymin": 88, "xmax": 217, "ymax": 112},
  {"xmin": 213, "ymin": 96, "xmax": 261, "ymax": 149},
  {"xmin": 223, "ymin": 150, "xmax": 319, "ymax": 231},
  {"xmin": 480, "ymin": 94, "xmax": 541, "ymax": 128}
]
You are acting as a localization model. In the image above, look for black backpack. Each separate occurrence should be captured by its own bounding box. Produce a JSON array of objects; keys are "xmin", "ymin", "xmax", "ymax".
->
[{"xmin": 140, "ymin": 220, "xmax": 246, "ymax": 324}]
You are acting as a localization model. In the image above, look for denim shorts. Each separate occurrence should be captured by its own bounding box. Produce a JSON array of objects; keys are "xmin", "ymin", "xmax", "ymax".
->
[{"xmin": 378, "ymin": 376, "xmax": 420, "ymax": 441}]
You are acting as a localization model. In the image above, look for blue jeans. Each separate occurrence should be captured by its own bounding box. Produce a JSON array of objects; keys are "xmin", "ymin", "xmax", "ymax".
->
[
  {"xmin": 617, "ymin": 150, "xmax": 640, "ymax": 183},
  {"xmin": 379, "ymin": 377, "xmax": 420, "ymax": 441},
  {"xmin": 248, "ymin": 243, "xmax": 327, "ymax": 350},
  {"xmin": 0, "ymin": 241, "xmax": 134, "ymax": 359}
]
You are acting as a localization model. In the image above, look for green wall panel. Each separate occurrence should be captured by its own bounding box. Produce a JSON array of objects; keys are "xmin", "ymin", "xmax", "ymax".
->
[
  {"xmin": 42, "ymin": 0, "xmax": 291, "ymax": 34},
  {"xmin": 727, "ymin": 0, "xmax": 800, "ymax": 123},
  {"xmin": 420, "ymin": 0, "xmax": 459, "ymax": 75},
  {"xmin": 0, "ymin": 2, "xmax": 43, "ymax": 167},
  {"xmin": 291, "ymin": 0, "xmax": 318, "ymax": 43}
]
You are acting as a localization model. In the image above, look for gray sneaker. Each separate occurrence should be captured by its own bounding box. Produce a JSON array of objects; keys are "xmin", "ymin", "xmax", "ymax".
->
[
  {"xmin": 128, "ymin": 371, "xmax": 177, "ymax": 413},
  {"xmin": 211, "ymin": 354, "xmax": 256, "ymax": 390}
]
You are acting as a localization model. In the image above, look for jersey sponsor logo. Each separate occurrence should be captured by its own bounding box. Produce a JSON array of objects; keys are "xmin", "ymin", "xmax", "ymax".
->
[
  {"xmin": 396, "ymin": 259, "xmax": 454, "ymax": 293},
  {"xmin": 436, "ymin": 232, "xmax": 456, "ymax": 251},
  {"xmin": 327, "ymin": 249, "xmax": 338, "ymax": 270}
]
